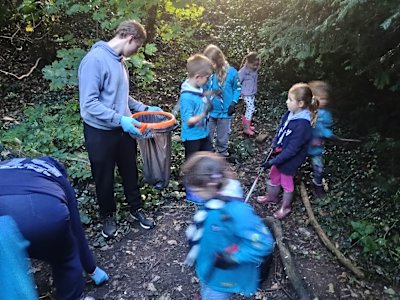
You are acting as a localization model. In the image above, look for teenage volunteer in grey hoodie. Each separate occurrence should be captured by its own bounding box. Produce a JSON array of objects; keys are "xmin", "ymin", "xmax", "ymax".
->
[{"xmin": 79, "ymin": 20, "xmax": 161, "ymax": 238}]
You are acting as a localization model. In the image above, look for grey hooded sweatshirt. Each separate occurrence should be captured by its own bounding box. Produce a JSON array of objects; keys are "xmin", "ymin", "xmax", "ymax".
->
[{"xmin": 78, "ymin": 41, "xmax": 146, "ymax": 130}]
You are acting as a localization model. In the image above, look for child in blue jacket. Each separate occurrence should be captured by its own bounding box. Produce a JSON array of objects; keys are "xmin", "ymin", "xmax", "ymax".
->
[
  {"xmin": 180, "ymin": 54, "xmax": 214, "ymax": 160},
  {"xmin": 203, "ymin": 44, "xmax": 241, "ymax": 157},
  {"xmin": 257, "ymin": 83, "xmax": 318, "ymax": 219},
  {"xmin": 308, "ymin": 81, "xmax": 334, "ymax": 198},
  {"xmin": 182, "ymin": 152, "xmax": 274, "ymax": 299}
]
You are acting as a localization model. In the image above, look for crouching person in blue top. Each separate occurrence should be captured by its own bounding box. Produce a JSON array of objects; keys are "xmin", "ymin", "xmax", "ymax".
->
[
  {"xmin": 0, "ymin": 157, "xmax": 108, "ymax": 300},
  {"xmin": 181, "ymin": 152, "xmax": 275, "ymax": 299}
]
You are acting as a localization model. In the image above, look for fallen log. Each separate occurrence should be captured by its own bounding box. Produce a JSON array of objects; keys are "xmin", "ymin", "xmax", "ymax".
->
[
  {"xmin": 300, "ymin": 182, "xmax": 365, "ymax": 278},
  {"xmin": 264, "ymin": 216, "xmax": 311, "ymax": 300}
]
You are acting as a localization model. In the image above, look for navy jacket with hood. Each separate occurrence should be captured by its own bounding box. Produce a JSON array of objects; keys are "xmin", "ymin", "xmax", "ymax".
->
[{"xmin": 269, "ymin": 110, "xmax": 312, "ymax": 176}]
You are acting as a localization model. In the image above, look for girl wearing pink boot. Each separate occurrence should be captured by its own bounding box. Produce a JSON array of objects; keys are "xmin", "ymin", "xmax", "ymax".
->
[
  {"xmin": 238, "ymin": 52, "xmax": 260, "ymax": 136},
  {"xmin": 257, "ymin": 83, "xmax": 318, "ymax": 219}
]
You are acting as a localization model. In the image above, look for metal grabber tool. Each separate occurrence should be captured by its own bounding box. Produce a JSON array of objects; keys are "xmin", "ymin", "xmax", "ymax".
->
[{"xmin": 244, "ymin": 147, "xmax": 273, "ymax": 203}]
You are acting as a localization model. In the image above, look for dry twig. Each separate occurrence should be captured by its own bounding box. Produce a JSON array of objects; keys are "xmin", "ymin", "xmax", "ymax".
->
[
  {"xmin": 0, "ymin": 57, "xmax": 41, "ymax": 80},
  {"xmin": 300, "ymin": 182, "xmax": 365, "ymax": 278}
]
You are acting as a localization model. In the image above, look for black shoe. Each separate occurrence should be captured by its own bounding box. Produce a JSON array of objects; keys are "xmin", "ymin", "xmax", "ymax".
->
[
  {"xmin": 101, "ymin": 215, "xmax": 118, "ymax": 238},
  {"xmin": 129, "ymin": 209, "xmax": 155, "ymax": 229},
  {"xmin": 313, "ymin": 182, "xmax": 326, "ymax": 199}
]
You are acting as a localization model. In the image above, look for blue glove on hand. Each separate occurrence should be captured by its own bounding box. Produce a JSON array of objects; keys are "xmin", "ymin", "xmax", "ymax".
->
[
  {"xmin": 90, "ymin": 266, "xmax": 109, "ymax": 285},
  {"xmin": 120, "ymin": 116, "xmax": 142, "ymax": 136},
  {"xmin": 146, "ymin": 106, "xmax": 163, "ymax": 112}
]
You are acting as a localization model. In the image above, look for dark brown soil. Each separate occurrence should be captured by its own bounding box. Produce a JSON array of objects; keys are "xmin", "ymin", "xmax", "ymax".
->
[{"xmin": 29, "ymin": 113, "xmax": 393, "ymax": 300}]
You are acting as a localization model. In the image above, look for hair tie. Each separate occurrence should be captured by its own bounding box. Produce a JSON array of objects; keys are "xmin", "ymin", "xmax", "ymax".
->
[{"xmin": 210, "ymin": 173, "xmax": 223, "ymax": 179}]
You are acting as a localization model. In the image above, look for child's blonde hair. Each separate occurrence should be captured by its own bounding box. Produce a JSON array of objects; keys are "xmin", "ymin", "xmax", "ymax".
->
[
  {"xmin": 181, "ymin": 151, "xmax": 233, "ymax": 190},
  {"xmin": 308, "ymin": 80, "xmax": 331, "ymax": 102},
  {"xmin": 203, "ymin": 44, "xmax": 228, "ymax": 84},
  {"xmin": 186, "ymin": 54, "xmax": 213, "ymax": 78},
  {"xmin": 241, "ymin": 52, "xmax": 259, "ymax": 68},
  {"xmin": 289, "ymin": 83, "xmax": 319, "ymax": 126}
]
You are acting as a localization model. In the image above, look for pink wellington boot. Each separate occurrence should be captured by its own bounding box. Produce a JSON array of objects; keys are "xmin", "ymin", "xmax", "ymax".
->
[
  {"xmin": 273, "ymin": 192, "xmax": 293, "ymax": 219},
  {"xmin": 242, "ymin": 115, "xmax": 255, "ymax": 133},
  {"xmin": 257, "ymin": 181, "xmax": 280, "ymax": 204},
  {"xmin": 242, "ymin": 118, "xmax": 255, "ymax": 136}
]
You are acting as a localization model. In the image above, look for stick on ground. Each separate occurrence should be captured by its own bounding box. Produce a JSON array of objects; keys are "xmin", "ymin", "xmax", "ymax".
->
[
  {"xmin": 300, "ymin": 182, "xmax": 365, "ymax": 278},
  {"xmin": 264, "ymin": 216, "xmax": 311, "ymax": 300}
]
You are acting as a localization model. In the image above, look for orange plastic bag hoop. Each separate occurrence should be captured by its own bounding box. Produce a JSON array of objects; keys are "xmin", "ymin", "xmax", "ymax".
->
[{"xmin": 131, "ymin": 111, "xmax": 176, "ymax": 134}]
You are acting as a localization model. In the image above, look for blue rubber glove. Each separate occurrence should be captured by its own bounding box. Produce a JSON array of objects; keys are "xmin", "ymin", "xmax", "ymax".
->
[
  {"xmin": 120, "ymin": 116, "xmax": 142, "ymax": 136},
  {"xmin": 90, "ymin": 266, "xmax": 109, "ymax": 285},
  {"xmin": 146, "ymin": 106, "xmax": 163, "ymax": 112}
]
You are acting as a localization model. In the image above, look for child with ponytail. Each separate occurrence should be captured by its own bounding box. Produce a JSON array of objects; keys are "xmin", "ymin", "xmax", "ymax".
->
[
  {"xmin": 238, "ymin": 52, "xmax": 260, "ymax": 136},
  {"xmin": 203, "ymin": 44, "xmax": 241, "ymax": 157},
  {"xmin": 257, "ymin": 83, "xmax": 318, "ymax": 220}
]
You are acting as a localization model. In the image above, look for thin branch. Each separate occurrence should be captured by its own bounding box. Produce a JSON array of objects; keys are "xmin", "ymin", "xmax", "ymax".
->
[
  {"xmin": 300, "ymin": 182, "xmax": 365, "ymax": 278},
  {"xmin": 0, "ymin": 27, "xmax": 20, "ymax": 43},
  {"xmin": 0, "ymin": 57, "xmax": 41, "ymax": 80}
]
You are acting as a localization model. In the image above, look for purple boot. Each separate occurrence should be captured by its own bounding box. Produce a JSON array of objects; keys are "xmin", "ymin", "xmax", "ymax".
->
[
  {"xmin": 273, "ymin": 192, "xmax": 293, "ymax": 219},
  {"xmin": 257, "ymin": 181, "xmax": 280, "ymax": 204}
]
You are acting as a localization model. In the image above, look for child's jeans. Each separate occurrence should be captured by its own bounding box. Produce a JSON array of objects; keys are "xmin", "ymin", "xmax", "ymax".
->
[
  {"xmin": 200, "ymin": 282, "xmax": 231, "ymax": 300},
  {"xmin": 269, "ymin": 165, "xmax": 294, "ymax": 193},
  {"xmin": 311, "ymin": 155, "xmax": 324, "ymax": 185},
  {"xmin": 243, "ymin": 95, "xmax": 255, "ymax": 120}
]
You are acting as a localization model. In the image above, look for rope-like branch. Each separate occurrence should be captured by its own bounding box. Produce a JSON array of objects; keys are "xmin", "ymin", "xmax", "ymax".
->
[
  {"xmin": 300, "ymin": 182, "xmax": 365, "ymax": 278},
  {"xmin": 0, "ymin": 58, "xmax": 41, "ymax": 80}
]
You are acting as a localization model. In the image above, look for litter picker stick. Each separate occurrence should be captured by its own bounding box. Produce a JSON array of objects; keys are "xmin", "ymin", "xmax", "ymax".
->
[
  {"xmin": 337, "ymin": 137, "xmax": 361, "ymax": 143},
  {"xmin": 245, "ymin": 148, "xmax": 273, "ymax": 203}
]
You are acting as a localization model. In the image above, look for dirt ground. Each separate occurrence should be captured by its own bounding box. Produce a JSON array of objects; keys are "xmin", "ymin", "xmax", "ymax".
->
[{"xmin": 31, "ymin": 116, "xmax": 395, "ymax": 300}]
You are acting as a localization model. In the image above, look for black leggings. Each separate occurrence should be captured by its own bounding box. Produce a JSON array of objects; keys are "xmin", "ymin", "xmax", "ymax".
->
[{"xmin": 183, "ymin": 137, "xmax": 212, "ymax": 160}]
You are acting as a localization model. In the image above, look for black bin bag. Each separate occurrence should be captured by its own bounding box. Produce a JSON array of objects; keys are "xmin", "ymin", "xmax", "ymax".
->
[{"xmin": 134, "ymin": 113, "xmax": 177, "ymax": 190}]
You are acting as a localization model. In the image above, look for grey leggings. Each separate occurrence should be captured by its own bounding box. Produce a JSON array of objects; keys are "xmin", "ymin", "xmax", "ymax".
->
[{"xmin": 208, "ymin": 117, "xmax": 231, "ymax": 156}]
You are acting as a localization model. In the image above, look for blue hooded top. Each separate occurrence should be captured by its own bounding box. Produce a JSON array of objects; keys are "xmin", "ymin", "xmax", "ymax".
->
[
  {"xmin": 204, "ymin": 66, "xmax": 241, "ymax": 119},
  {"xmin": 78, "ymin": 41, "xmax": 147, "ymax": 130},
  {"xmin": 179, "ymin": 80, "xmax": 209, "ymax": 142},
  {"xmin": 270, "ymin": 110, "xmax": 312, "ymax": 176},
  {"xmin": 0, "ymin": 215, "xmax": 38, "ymax": 300},
  {"xmin": 308, "ymin": 108, "xmax": 334, "ymax": 156},
  {"xmin": 192, "ymin": 179, "xmax": 275, "ymax": 296}
]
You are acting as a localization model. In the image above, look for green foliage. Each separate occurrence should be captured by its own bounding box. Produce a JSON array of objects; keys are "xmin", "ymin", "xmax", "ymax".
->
[
  {"xmin": 36, "ymin": 0, "xmax": 207, "ymax": 91},
  {"xmin": 13, "ymin": 0, "xmax": 55, "ymax": 32},
  {"xmin": 314, "ymin": 131, "xmax": 400, "ymax": 280},
  {"xmin": 42, "ymin": 48, "xmax": 86, "ymax": 90},
  {"xmin": 259, "ymin": 0, "xmax": 400, "ymax": 91},
  {"xmin": 0, "ymin": 100, "xmax": 92, "ymax": 182},
  {"xmin": 350, "ymin": 220, "xmax": 380, "ymax": 254}
]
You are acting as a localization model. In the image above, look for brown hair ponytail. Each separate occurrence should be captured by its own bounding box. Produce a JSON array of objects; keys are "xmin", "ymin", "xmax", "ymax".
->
[
  {"xmin": 181, "ymin": 152, "xmax": 233, "ymax": 190},
  {"xmin": 241, "ymin": 52, "xmax": 259, "ymax": 68},
  {"xmin": 310, "ymin": 96, "xmax": 320, "ymax": 126}
]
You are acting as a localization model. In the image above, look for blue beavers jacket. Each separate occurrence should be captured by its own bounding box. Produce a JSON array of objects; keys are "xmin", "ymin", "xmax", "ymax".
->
[
  {"xmin": 308, "ymin": 108, "xmax": 333, "ymax": 157},
  {"xmin": 195, "ymin": 180, "xmax": 275, "ymax": 296},
  {"xmin": 205, "ymin": 66, "xmax": 241, "ymax": 119}
]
